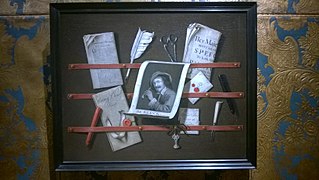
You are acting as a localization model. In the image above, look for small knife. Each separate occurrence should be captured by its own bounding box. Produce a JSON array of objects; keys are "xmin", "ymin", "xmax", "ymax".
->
[{"xmin": 218, "ymin": 74, "xmax": 236, "ymax": 114}]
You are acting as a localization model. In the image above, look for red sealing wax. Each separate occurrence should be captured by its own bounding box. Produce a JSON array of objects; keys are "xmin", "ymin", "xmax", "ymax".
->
[
  {"xmin": 123, "ymin": 119, "xmax": 132, "ymax": 127},
  {"xmin": 191, "ymin": 83, "xmax": 195, "ymax": 87},
  {"xmin": 194, "ymin": 87, "xmax": 200, "ymax": 92}
]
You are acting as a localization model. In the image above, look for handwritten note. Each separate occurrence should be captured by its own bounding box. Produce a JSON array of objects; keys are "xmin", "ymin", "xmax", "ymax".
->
[
  {"xmin": 92, "ymin": 86, "xmax": 141, "ymax": 151},
  {"xmin": 83, "ymin": 32, "xmax": 123, "ymax": 89},
  {"xmin": 178, "ymin": 108, "xmax": 200, "ymax": 135}
]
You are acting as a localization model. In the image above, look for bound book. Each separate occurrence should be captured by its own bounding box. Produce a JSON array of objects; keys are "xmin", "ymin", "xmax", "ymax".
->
[
  {"xmin": 182, "ymin": 23, "xmax": 222, "ymax": 80},
  {"xmin": 83, "ymin": 32, "xmax": 123, "ymax": 89}
]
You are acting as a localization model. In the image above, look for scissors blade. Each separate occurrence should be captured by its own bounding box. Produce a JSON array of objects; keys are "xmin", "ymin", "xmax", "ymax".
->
[
  {"xmin": 169, "ymin": 34, "xmax": 178, "ymax": 61},
  {"xmin": 163, "ymin": 44, "xmax": 175, "ymax": 62},
  {"xmin": 171, "ymin": 42, "xmax": 177, "ymax": 61}
]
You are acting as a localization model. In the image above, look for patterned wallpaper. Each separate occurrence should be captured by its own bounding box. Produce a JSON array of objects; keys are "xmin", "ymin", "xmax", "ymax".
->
[
  {"xmin": 255, "ymin": 15, "xmax": 319, "ymax": 179},
  {"xmin": 0, "ymin": 0, "xmax": 318, "ymax": 179}
]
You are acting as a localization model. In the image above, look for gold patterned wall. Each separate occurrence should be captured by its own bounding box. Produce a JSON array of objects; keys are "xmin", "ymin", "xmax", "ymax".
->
[
  {"xmin": 254, "ymin": 14, "xmax": 319, "ymax": 179},
  {"xmin": 0, "ymin": 0, "xmax": 318, "ymax": 179}
]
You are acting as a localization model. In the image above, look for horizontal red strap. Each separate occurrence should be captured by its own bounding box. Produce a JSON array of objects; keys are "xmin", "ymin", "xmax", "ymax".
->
[
  {"xmin": 182, "ymin": 92, "xmax": 244, "ymax": 98},
  {"xmin": 68, "ymin": 125, "xmax": 243, "ymax": 133},
  {"xmin": 67, "ymin": 92, "xmax": 244, "ymax": 100},
  {"xmin": 68, "ymin": 62, "xmax": 240, "ymax": 69}
]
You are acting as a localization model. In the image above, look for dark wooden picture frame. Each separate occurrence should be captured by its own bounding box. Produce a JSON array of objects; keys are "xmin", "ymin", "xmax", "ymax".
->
[{"xmin": 50, "ymin": 2, "xmax": 257, "ymax": 171}]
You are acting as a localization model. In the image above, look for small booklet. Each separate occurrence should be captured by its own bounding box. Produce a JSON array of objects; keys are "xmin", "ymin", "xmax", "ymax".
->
[
  {"xmin": 83, "ymin": 32, "xmax": 123, "ymax": 89},
  {"xmin": 127, "ymin": 61, "xmax": 190, "ymax": 119},
  {"xmin": 92, "ymin": 86, "xmax": 142, "ymax": 152},
  {"xmin": 182, "ymin": 23, "xmax": 222, "ymax": 80}
]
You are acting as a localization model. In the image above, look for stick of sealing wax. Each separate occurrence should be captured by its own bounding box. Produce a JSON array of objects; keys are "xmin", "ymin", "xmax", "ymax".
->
[{"xmin": 86, "ymin": 107, "xmax": 102, "ymax": 146}]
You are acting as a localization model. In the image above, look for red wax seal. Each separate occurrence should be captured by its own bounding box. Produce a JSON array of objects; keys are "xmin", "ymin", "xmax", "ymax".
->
[
  {"xmin": 191, "ymin": 83, "xmax": 195, "ymax": 87},
  {"xmin": 123, "ymin": 119, "xmax": 132, "ymax": 126},
  {"xmin": 194, "ymin": 87, "xmax": 200, "ymax": 92}
]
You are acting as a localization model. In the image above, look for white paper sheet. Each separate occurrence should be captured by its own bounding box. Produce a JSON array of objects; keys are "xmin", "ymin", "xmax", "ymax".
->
[
  {"xmin": 127, "ymin": 61, "xmax": 190, "ymax": 119},
  {"xmin": 83, "ymin": 32, "xmax": 123, "ymax": 89},
  {"xmin": 178, "ymin": 108, "xmax": 200, "ymax": 135},
  {"xmin": 183, "ymin": 23, "xmax": 222, "ymax": 80}
]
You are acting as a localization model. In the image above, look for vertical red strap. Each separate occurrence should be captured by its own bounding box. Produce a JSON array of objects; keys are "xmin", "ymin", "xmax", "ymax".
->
[{"xmin": 85, "ymin": 107, "xmax": 102, "ymax": 146}]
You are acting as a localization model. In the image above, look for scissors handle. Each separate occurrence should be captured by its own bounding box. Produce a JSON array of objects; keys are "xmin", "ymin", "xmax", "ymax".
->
[
  {"xmin": 160, "ymin": 36, "xmax": 169, "ymax": 44},
  {"xmin": 169, "ymin": 34, "xmax": 178, "ymax": 44},
  {"xmin": 160, "ymin": 34, "xmax": 178, "ymax": 62}
]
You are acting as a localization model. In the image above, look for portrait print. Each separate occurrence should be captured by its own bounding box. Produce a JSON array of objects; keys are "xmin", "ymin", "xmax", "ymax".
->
[{"xmin": 127, "ymin": 61, "xmax": 190, "ymax": 119}]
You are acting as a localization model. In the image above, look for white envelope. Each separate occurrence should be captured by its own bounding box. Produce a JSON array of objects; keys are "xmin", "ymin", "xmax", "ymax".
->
[{"xmin": 184, "ymin": 71, "xmax": 213, "ymax": 104}]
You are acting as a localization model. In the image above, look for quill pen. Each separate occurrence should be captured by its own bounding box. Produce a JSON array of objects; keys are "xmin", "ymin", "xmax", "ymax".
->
[{"xmin": 125, "ymin": 28, "xmax": 154, "ymax": 82}]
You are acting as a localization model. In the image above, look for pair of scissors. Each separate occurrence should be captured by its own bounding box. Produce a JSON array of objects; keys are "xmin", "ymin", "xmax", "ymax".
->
[{"xmin": 160, "ymin": 34, "xmax": 178, "ymax": 62}]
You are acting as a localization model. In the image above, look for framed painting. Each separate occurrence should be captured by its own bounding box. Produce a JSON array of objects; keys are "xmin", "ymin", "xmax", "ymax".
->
[{"xmin": 50, "ymin": 2, "xmax": 257, "ymax": 171}]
